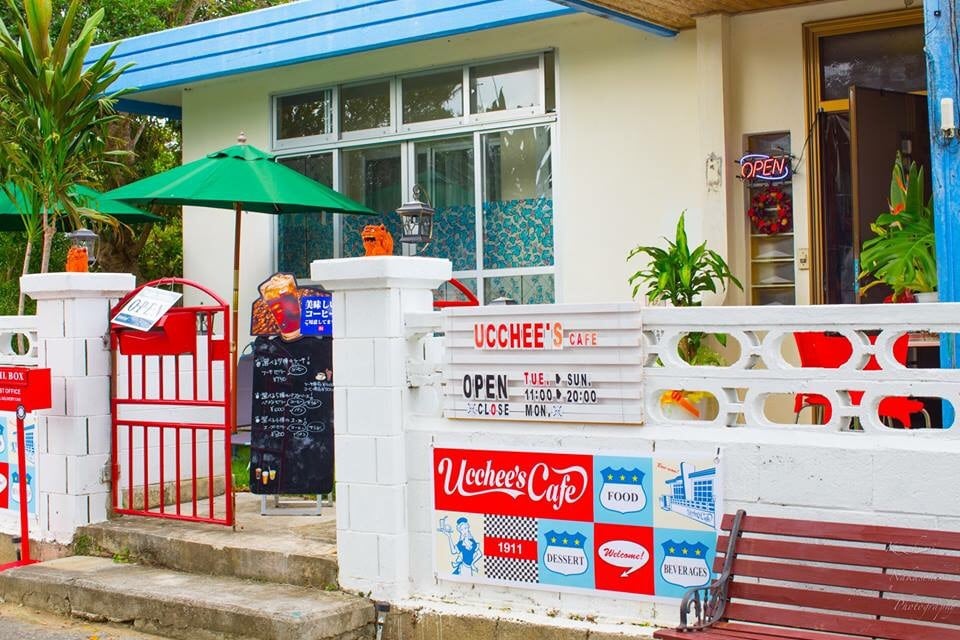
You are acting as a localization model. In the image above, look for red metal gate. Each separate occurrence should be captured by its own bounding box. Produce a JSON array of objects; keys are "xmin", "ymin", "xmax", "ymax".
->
[{"xmin": 110, "ymin": 278, "xmax": 233, "ymax": 526}]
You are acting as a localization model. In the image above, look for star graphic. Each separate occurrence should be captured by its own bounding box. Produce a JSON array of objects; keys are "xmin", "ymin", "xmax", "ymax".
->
[
  {"xmin": 668, "ymin": 546, "xmax": 675, "ymax": 554},
  {"xmin": 681, "ymin": 547, "xmax": 689, "ymax": 555},
  {"xmin": 574, "ymin": 538, "xmax": 581, "ymax": 546},
  {"xmin": 694, "ymin": 548, "xmax": 702, "ymax": 556},
  {"xmin": 562, "ymin": 537, "xmax": 569, "ymax": 545},
  {"xmin": 607, "ymin": 473, "xmax": 614, "ymax": 480},
  {"xmin": 632, "ymin": 474, "xmax": 639, "ymax": 482},
  {"xmin": 619, "ymin": 474, "xmax": 626, "ymax": 481},
  {"xmin": 550, "ymin": 536, "xmax": 557, "ymax": 543}
]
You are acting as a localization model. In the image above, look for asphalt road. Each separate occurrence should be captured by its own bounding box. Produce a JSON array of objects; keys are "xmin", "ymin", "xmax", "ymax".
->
[{"xmin": 0, "ymin": 604, "xmax": 166, "ymax": 640}]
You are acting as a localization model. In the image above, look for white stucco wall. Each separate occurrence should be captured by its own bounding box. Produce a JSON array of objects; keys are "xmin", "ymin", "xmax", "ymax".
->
[{"xmin": 179, "ymin": 0, "xmax": 920, "ymax": 346}]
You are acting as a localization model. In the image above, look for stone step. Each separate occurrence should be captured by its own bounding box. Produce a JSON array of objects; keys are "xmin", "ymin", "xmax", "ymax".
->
[
  {"xmin": 0, "ymin": 556, "xmax": 374, "ymax": 640},
  {"xmin": 76, "ymin": 510, "xmax": 338, "ymax": 589}
]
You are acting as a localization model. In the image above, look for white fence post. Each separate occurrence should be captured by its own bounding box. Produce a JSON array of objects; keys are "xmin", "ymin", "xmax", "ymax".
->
[
  {"xmin": 21, "ymin": 273, "xmax": 135, "ymax": 542},
  {"xmin": 311, "ymin": 256, "xmax": 451, "ymax": 600}
]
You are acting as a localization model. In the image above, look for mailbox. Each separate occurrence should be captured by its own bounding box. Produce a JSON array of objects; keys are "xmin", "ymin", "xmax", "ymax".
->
[
  {"xmin": 115, "ymin": 308, "xmax": 197, "ymax": 356},
  {"xmin": 0, "ymin": 367, "xmax": 51, "ymax": 412}
]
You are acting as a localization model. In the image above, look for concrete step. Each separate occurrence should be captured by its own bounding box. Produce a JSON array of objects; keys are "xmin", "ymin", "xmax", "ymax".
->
[
  {"xmin": 0, "ymin": 556, "xmax": 374, "ymax": 640},
  {"xmin": 76, "ymin": 502, "xmax": 338, "ymax": 589}
]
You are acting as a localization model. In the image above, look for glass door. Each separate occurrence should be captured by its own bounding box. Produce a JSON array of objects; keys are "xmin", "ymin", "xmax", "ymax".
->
[{"xmin": 804, "ymin": 10, "xmax": 926, "ymax": 304}]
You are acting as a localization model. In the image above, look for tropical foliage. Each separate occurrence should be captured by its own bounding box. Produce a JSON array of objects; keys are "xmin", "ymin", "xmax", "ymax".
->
[
  {"xmin": 627, "ymin": 212, "xmax": 742, "ymax": 365},
  {"xmin": 859, "ymin": 153, "xmax": 937, "ymax": 299},
  {"xmin": 0, "ymin": 0, "xmax": 133, "ymax": 316}
]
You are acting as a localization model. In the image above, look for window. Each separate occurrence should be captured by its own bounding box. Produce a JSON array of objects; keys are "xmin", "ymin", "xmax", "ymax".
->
[
  {"xmin": 340, "ymin": 80, "xmax": 392, "ymax": 133},
  {"xmin": 276, "ymin": 89, "xmax": 333, "ymax": 140},
  {"xmin": 339, "ymin": 145, "xmax": 403, "ymax": 256},
  {"xmin": 277, "ymin": 153, "xmax": 335, "ymax": 277},
  {"xmin": 470, "ymin": 57, "xmax": 540, "ymax": 114},
  {"xmin": 274, "ymin": 53, "xmax": 558, "ymax": 303},
  {"xmin": 402, "ymin": 69, "xmax": 463, "ymax": 125},
  {"xmin": 819, "ymin": 25, "xmax": 926, "ymax": 101},
  {"xmin": 693, "ymin": 480, "xmax": 713, "ymax": 505}
]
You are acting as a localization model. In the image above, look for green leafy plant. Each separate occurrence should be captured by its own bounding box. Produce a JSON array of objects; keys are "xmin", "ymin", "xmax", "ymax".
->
[
  {"xmin": 627, "ymin": 212, "xmax": 742, "ymax": 365},
  {"xmin": 859, "ymin": 153, "xmax": 937, "ymax": 299},
  {"xmin": 0, "ymin": 0, "xmax": 132, "ymax": 291}
]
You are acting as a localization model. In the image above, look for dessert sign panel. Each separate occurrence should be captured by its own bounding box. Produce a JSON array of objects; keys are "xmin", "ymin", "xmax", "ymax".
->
[
  {"xmin": 433, "ymin": 448, "xmax": 721, "ymax": 600},
  {"xmin": 442, "ymin": 304, "xmax": 643, "ymax": 424}
]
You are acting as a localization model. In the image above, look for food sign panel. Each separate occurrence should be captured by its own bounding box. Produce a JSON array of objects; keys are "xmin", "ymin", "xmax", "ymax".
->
[
  {"xmin": 433, "ymin": 447, "xmax": 720, "ymax": 600},
  {"xmin": 442, "ymin": 304, "xmax": 643, "ymax": 424}
]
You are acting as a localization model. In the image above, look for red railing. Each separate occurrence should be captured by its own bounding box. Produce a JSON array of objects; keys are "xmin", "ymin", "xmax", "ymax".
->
[
  {"xmin": 434, "ymin": 278, "xmax": 480, "ymax": 309},
  {"xmin": 109, "ymin": 278, "xmax": 233, "ymax": 526}
]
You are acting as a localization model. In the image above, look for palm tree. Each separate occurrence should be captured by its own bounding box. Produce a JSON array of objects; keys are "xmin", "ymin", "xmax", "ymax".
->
[{"xmin": 0, "ymin": 0, "xmax": 132, "ymax": 307}]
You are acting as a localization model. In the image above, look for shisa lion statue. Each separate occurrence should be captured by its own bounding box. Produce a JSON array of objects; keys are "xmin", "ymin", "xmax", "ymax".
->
[{"xmin": 361, "ymin": 224, "xmax": 394, "ymax": 256}]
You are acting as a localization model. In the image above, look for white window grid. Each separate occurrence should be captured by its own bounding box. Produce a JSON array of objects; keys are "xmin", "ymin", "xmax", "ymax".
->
[{"xmin": 273, "ymin": 52, "xmax": 559, "ymax": 305}]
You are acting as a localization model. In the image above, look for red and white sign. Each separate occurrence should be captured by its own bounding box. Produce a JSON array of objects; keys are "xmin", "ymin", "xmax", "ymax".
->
[
  {"xmin": 738, "ymin": 153, "xmax": 792, "ymax": 182},
  {"xmin": 0, "ymin": 367, "xmax": 51, "ymax": 412},
  {"xmin": 434, "ymin": 448, "xmax": 594, "ymax": 522}
]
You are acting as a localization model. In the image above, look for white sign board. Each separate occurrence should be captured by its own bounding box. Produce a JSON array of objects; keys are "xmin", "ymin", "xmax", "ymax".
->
[
  {"xmin": 442, "ymin": 304, "xmax": 644, "ymax": 424},
  {"xmin": 111, "ymin": 287, "xmax": 183, "ymax": 331}
]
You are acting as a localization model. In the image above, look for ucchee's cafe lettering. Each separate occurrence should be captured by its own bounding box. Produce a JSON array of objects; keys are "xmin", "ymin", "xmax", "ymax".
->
[{"xmin": 473, "ymin": 321, "xmax": 599, "ymax": 350}]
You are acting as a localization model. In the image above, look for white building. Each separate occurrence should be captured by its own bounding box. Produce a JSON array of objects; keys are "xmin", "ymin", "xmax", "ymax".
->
[{"xmin": 93, "ymin": 0, "xmax": 930, "ymax": 344}]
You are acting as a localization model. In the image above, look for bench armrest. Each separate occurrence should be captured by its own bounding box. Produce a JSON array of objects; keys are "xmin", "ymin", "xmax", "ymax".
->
[
  {"xmin": 676, "ymin": 510, "xmax": 746, "ymax": 632},
  {"xmin": 678, "ymin": 577, "xmax": 729, "ymax": 631}
]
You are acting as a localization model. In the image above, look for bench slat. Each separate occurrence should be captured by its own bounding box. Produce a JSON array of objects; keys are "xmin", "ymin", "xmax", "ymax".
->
[
  {"xmin": 725, "ymin": 558, "xmax": 960, "ymax": 600},
  {"xmin": 729, "ymin": 581, "xmax": 960, "ymax": 625},
  {"xmin": 715, "ymin": 622, "xmax": 867, "ymax": 639},
  {"xmin": 723, "ymin": 603, "xmax": 960, "ymax": 640},
  {"xmin": 720, "ymin": 514, "xmax": 960, "ymax": 551},
  {"xmin": 655, "ymin": 621, "xmax": 871, "ymax": 640},
  {"xmin": 716, "ymin": 535, "xmax": 960, "ymax": 576}
]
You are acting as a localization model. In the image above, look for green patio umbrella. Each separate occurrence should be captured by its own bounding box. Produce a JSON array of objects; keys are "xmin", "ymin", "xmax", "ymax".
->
[
  {"xmin": 0, "ymin": 184, "xmax": 162, "ymax": 231},
  {"xmin": 106, "ymin": 135, "xmax": 375, "ymax": 426}
]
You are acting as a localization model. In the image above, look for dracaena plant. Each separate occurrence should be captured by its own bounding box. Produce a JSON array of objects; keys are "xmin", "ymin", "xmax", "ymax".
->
[
  {"xmin": 859, "ymin": 153, "xmax": 937, "ymax": 299},
  {"xmin": 627, "ymin": 212, "xmax": 742, "ymax": 365}
]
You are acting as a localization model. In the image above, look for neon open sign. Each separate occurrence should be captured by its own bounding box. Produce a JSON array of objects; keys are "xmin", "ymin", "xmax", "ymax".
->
[{"xmin": 739, "ymin": 153, "xmax": 792, "ymax": 182}]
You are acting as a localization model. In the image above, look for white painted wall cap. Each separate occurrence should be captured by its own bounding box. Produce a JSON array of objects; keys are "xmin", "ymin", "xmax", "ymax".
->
[
  {"xmin": 310, "ymin": 256, "xmax": 452, "ymax": 291},
  {"xmin": 21, "ymin": 272, "xmax": 137, "ymax": 300}
]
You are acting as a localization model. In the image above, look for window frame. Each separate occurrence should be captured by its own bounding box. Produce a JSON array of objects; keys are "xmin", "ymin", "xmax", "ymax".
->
[{"xmin": 273, "ymin": 51, "xmax": 560, "ymax": 304}]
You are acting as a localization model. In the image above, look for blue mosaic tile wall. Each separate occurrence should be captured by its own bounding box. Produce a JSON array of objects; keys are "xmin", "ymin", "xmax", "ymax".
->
[
  {"xmin": 277, "ymin": 212, "xmax": 335, "ymax": 278},
  {"xmin": 483, "ymin": 197, "xmax": 553, "ymax": 269}
]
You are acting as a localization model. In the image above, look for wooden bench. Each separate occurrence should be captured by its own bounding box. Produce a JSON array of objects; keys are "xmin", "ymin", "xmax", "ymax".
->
[{"xmin": 653, "ymin": 510, "xmax": 960, "ymax": 640}]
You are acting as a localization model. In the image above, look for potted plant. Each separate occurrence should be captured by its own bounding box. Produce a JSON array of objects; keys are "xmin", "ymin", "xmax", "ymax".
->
[
  {"xmin": 859, "ymin": 153, "xmax": 937, "ymax": 302},
  {"xmin": 627, "ymin": 212, "xmax": 742, "ymax": 419}
]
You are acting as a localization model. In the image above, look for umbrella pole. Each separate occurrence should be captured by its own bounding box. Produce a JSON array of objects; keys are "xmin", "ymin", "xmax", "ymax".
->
[{"xmin": 232, "ymin": 203, "xmax": 241, "ymax": 436}]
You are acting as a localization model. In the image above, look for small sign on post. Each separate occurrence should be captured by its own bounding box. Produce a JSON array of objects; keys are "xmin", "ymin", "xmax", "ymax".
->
[
  {"xmin": 111, "ymin": 286, "xmax": 183, "ymax": 331},
  {"xmin": 0, "ymin": 366, "xmax": 51, "ymax": 572}
]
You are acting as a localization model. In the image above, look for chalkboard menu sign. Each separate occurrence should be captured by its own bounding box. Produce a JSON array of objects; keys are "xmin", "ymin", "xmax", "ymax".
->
[{"xmin": 250, "ymin": 336, "xmax": 334, "ymax": 495}]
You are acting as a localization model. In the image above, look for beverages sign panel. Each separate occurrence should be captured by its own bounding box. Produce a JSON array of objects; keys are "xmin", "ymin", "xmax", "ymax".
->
[
  {"xmin": 433, "ymin": 447, "xmax": 721, "ymax": 600},
  {"xmin": 442, "ymin": 304, "xmax": 643, "ymax": 424}
]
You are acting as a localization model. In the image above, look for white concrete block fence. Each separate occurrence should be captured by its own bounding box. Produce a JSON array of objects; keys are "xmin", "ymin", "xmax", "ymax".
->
[
  {"xmin": 312, "ymin": 256, "xmax": 960, "ymax": 629},
  {"xmin": 0, "ymin": 274, "xmax": 136, "ymax": 544}
]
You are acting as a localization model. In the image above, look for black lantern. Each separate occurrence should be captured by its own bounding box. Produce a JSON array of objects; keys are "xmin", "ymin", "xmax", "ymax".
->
[
  {"xmin": 396, "ymin": 185, "xmax": 435, "ymax": 246},
  {"xmin": 65, "ymin": 228, "xmax": 98, "ymax": 266}
]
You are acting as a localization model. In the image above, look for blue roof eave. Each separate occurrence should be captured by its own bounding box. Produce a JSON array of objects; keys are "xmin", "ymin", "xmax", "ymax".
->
[{"xmin": 87, "ymin": 0, "xmax": 591, "ymax": 97}]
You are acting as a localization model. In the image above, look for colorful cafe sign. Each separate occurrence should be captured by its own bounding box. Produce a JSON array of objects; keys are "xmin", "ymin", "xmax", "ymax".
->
[{"xmin": 433, "ymin": 447, "xmax": 722, "ymax": 600}]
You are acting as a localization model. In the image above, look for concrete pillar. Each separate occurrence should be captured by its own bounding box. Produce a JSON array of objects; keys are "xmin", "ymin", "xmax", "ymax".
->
[
  {"xmin": 695, "ymin": 13, "xmax": 737, "ymax": 304},
  {"xmin": 310, "ymin": 256, "xmax": 451, "ymax": 600},
  {"xmin": 21, "ymin": 273, "xmax": 136, "ymax": 542}
]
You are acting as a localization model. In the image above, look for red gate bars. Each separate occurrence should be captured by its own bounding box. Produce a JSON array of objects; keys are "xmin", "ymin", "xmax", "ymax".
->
[{"xmin": 110, "ymin": 279, "xmax": 233, "ymax": 526}]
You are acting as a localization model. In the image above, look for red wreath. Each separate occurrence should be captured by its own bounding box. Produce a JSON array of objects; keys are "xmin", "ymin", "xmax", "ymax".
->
[{"xmin": 747, "ymin": 187, "xmax": 792, "ymax": 235}]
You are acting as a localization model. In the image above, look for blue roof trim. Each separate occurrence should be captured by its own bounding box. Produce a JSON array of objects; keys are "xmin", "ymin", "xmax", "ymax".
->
[
  {"xmin": 116, "ymin": 98, "xmax": 183, "ymax": 120},
  {"xmin": 88, "ymin": 0, "xmax": 576, "ymax": 95},
  {"xmin": 548, "ymin": 0, "xmax": 676, "ymax": 37}
]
